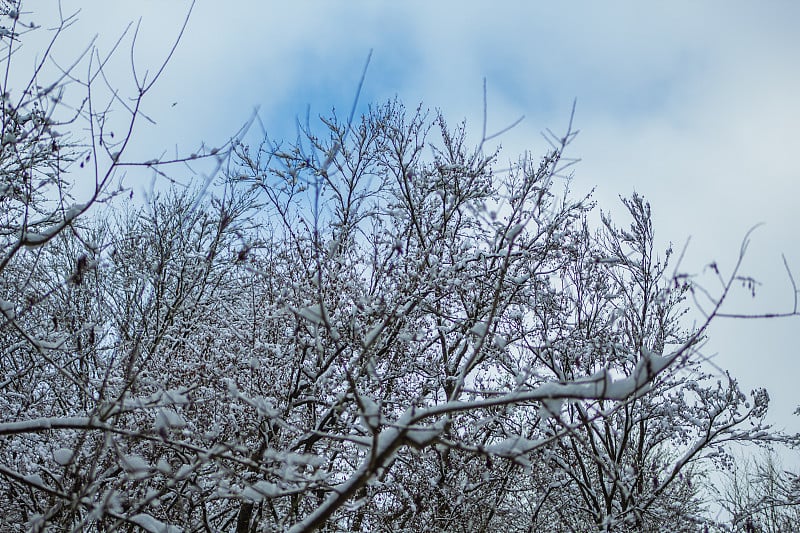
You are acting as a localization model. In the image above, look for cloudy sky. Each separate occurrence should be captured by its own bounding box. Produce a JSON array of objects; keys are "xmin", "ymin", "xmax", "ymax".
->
[{"xmin": 38, "ymin": 1, "xmax": 800, "ymax": 447}]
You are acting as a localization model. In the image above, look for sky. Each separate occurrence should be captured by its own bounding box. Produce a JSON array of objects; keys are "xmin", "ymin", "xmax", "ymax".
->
[{"xmin": 29, "ymin": 1, "xmax": 800, "ymax": 453}]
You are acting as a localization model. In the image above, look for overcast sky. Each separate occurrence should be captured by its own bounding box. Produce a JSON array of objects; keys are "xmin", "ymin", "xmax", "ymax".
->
[{"xmin": 38, "ymin": 1, "xmax": 800, "ymax": 448}]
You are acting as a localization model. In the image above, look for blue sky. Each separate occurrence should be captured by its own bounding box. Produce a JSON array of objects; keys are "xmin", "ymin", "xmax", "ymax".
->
[{"xmin": 41, "ymin": 1, "xmax": 800, "ymax": 445}]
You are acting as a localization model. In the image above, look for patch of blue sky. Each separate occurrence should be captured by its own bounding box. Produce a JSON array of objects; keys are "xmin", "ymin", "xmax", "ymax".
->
[{"xmin": 247, "ymin": 41, "xmax": 432, "ymax": 149}]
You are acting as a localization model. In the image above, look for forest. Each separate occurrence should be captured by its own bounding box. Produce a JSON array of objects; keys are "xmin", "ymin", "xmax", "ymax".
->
[{"xmin": 1, "ymin": 3, "xmax": 798, "ymax": 532}]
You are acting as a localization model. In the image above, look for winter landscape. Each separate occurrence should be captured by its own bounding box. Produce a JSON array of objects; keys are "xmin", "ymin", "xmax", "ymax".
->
[{"xmin": 1, "ymin": 2, "xmax": 799, "ymax": 531}]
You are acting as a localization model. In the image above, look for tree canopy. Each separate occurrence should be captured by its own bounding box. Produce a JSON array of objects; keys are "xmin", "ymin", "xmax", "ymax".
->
[{"xmin": 0, "ymin": 3, "xmax": 797, "ymax": 532}]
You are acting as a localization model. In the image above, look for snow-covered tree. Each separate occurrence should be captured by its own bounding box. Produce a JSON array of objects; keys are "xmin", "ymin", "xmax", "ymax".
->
[
  {"xmin": 506, "ymin": 197, "xmax": 771, "ymax": 532},
  {"xmin": 220, "ymin": 101, "xmax": 786, "ymax": 532},
  {"xmin": 0, "ymin": 2, "xmax": 229, "ymax": 530},
  {"xmin": 0, "ymin": 3, "xmax": 798, "ymax": 532}
]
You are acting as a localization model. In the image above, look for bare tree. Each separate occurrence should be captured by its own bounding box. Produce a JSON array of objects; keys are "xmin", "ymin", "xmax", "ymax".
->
[{"xmin": 713, "ymin": 447, "xmax": 800, "ymax": 532}]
